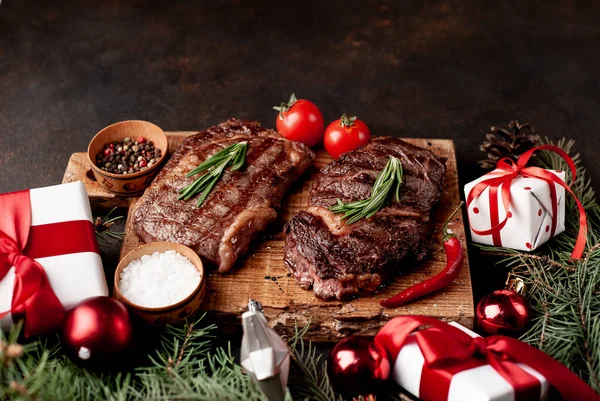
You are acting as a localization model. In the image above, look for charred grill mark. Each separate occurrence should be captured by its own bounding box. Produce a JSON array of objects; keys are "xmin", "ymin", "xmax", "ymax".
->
[
  {"xmin": 284, "ymin": 137, "xmax": 446, "ymax": 300},
  {"xmin": 133, "ymin": 119, "xmax": 315, "ymax": 273}
]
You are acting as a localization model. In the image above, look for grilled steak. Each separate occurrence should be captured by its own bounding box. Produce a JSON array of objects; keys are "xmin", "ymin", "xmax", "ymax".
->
[
  {"xmin": 284, "ymin": 137, "xmax": 446, "ymax": 300},
  {"xmin": 133, "ymin": 118, "xmax": 314, "ymax": 273}
]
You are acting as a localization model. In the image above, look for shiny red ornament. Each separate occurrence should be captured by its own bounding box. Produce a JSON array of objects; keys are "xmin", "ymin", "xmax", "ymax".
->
[
  {"xmin": 476, "ymin": 289, "xmax": 531, "ymax": 336},
  {"xmin": 327, "ymin": 336, "xmax": 391, "ymax": 397},
  {"xmin": 61, "ymin": 296, "xmax": 133, "ymax": 364}
]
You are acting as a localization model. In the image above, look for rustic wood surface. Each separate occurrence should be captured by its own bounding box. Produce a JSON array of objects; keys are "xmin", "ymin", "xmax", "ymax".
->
[{"xmin": 63, "ymin": 132, "xmax": 473, "ymax": 342}]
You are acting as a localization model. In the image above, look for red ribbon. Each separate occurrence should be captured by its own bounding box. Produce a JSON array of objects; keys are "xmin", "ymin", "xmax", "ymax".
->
[
  {"xmin": 374, "ymin": 316, "xmax": 600, "ymax": 401},
  {"xmin": 466, "ymin": 145, "xmax": 587, "ymax": 259},
  {"xmin": 0, "ymin": 189, "xmax": 99, "ymax": 337}
]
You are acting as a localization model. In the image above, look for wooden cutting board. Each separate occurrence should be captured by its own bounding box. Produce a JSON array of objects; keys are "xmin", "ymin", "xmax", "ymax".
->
[{"xmin": 63, "ymin": 132, "xmax": 473, "ymax": 342}]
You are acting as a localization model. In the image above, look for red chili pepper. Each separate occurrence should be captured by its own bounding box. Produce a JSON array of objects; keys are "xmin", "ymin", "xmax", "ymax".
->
[{"xmin": 380, "ymin": 202, "xmax": 464, "ymax": 308}]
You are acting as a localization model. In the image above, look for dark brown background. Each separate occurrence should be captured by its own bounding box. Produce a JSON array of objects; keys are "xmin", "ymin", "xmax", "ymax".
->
[
  {"xmin": 2, "ymin": 0, "xmax": 600, "ymax": 193},
  {"xmin": 1, "ymin": 0, "xmax": 599, "ymax": 328}
]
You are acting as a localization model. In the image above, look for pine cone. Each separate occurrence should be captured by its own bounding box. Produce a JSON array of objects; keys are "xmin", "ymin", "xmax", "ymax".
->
[{"xmin": 479, "ymin": 121, "xmax": 541, "ymax": 169}]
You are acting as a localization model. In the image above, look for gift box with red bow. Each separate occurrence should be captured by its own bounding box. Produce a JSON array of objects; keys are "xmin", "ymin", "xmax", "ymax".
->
[
  {"xmin": 465, "ymin": 168, "xmax": 566, "ymax": 252},
  {"xmin": 464, "ymin": 145, "xmax": 587, "ymax": 259},
  {"xmin": 375, "ymin": 316, "xmax": 600, "ymax": 401},
  {"xmin": 0, "ymin": 181, "xmax": 108, "ymax": 336}
]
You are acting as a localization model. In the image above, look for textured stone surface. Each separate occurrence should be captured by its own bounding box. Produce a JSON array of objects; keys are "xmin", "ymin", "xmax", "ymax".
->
[
  {"xmin": 2, "ymin": 0, "xmax": 599, "ymax": 193},
  {"xmin": 1, "ymin": 0, "xmax": 599, "ymax": 318}
]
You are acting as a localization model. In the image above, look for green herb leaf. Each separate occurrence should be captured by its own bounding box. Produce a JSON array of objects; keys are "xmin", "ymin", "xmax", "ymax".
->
[
  {"xmin": 230, "ymin": 142, "xmax": 247, "ymax": 171},
  {"xmin": 329, "ymin": 157, "xmax": 403, "ymax": 224},
  {"xmin": 178, "ymin": 141, "xmax": 248, "ymax": 207}
]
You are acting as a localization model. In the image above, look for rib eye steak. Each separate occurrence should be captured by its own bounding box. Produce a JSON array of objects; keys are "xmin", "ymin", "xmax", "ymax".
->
[
  {"xmin": 133, "ymin": 118, "xmax": 314, "ymax": 273},
  {"xmin": 284, "ymin": 137, "xmax": 446, "ymax": 300}
]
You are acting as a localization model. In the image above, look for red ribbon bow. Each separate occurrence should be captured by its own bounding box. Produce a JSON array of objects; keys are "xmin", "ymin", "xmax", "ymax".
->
[
  {"xmin": 0, "ymin": 188, "xmax": 99, "ymax": 337},
  {"xmin": 467, "ymin": 145, "xmax": 587, "ymax": 259},
  {"xmin": 0, "ymin": 190, "xmax": 64, "ymax": 336},
  {"xmin": 375, "ymin": 316, "xmax": 600, "ymax": 401}
]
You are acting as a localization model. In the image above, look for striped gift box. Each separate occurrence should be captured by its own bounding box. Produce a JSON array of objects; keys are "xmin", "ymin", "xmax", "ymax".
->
[{"xmin": 0, "ymin": 181, "xmax": 108, "ymax": 332}]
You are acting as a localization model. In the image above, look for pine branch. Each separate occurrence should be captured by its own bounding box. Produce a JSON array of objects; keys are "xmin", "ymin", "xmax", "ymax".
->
[
  {"xmin": 165, "ymin": 320, "xmax": 197, "ymax": 376},
  {"xmin": 1, "ymin": 315, "xmax": 270, "ymax": 401},
  {"xmin": 94, "ymin": 207, "xmax": 125, "ymax": 242},
  {"xmin": 476, "ymin": 137, "xmax": 600, "ymax": 393},
  {"xmin": 287, "ymin": 324, "xmax": 343, "ymax": 401},
  {"xmin": 479, "ymin": 247, "xmax": 575, "ymax": 271},
  {"xmin": 134, "ymin": 316, "xmax": 266, "ymax": 401}
]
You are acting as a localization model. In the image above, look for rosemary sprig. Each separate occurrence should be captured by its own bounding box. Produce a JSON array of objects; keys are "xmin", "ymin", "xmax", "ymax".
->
[
  {"xmin": 329, "ymin": 157, "xmax": 403, "ymax": 224},
  {"xmin": 178, "ymin": 141, "xmax": 248, "ymax": 207}
]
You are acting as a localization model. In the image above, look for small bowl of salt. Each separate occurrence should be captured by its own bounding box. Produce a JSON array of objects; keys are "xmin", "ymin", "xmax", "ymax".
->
[{"xmin": 113, "ymin": 242, "xmax": 205, "ymax": 325}]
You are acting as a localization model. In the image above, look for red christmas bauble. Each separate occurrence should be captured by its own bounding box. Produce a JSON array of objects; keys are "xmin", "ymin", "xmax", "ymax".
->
[
  {"xmin": 61, "ymin": 296, "xmax": 133, "ymax": 364},
  {"xmin": 327, "ymin": 336, "xmax": 391, "ymax": 397},
  {"xmin": 476, "ymin": 289, "xmax": 531, "ymax": 336}
]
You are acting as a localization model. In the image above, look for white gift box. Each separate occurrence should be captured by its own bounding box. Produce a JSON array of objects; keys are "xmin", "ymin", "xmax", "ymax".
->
[
  {"xmin": 392, "ymin": 322, "xmax": 550, "ymax": 401},
  {"xmin": 464, "ymin": 170, "xmax": 566, "ymax": 251},
  {"xmin": 0, "ymin": 181, "xmax": 108, "ymax": 332}
]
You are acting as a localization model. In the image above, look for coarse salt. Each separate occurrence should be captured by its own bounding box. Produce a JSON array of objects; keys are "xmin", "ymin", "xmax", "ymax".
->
[{"xmin": 119, "ymin": 250, "xmax": 201, "ymax": 308}]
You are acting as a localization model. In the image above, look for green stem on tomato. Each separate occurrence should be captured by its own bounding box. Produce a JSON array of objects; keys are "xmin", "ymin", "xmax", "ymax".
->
[
  {"xmin": 272, "ymin": 93, "xmax": 298, "ymax": 119},
  {"xmin": 340, "ymin": 113, "xmax": 357, "ymax": 127}
]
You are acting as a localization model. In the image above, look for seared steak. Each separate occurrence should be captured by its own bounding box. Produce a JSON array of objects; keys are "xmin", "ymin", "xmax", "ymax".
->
[
  {"xmin": 134, "ymin": 119, "xmax": 314, "ymax": 273},
  {"xmin": 284, "ymin": 137, "xmax": 446, "ymax": 300}
]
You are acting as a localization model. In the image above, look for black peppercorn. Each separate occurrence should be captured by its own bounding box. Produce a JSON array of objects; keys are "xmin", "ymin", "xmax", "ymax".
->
[{"xmin": 96, "ymin": 136, "xmax": 159, "ymax": 174}]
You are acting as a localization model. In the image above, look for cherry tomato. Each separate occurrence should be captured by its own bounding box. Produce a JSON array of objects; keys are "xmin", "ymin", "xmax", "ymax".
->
[
  {"xmin": 324, "ymin": 114, "xmax": 371, "ymax": 159},
  {"xmin": 273, "ymin": 93, "xmax": 324, "ymax": 147}
]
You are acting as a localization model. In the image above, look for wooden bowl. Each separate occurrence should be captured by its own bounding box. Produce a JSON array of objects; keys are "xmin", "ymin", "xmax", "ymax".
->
[
  {"xmin": 113, "ymin": 242, "xmax": 206, "ymax": 326},
  {"xmin": 87, "ymin": 120, "xmax": 168, "ymax": 196}
]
